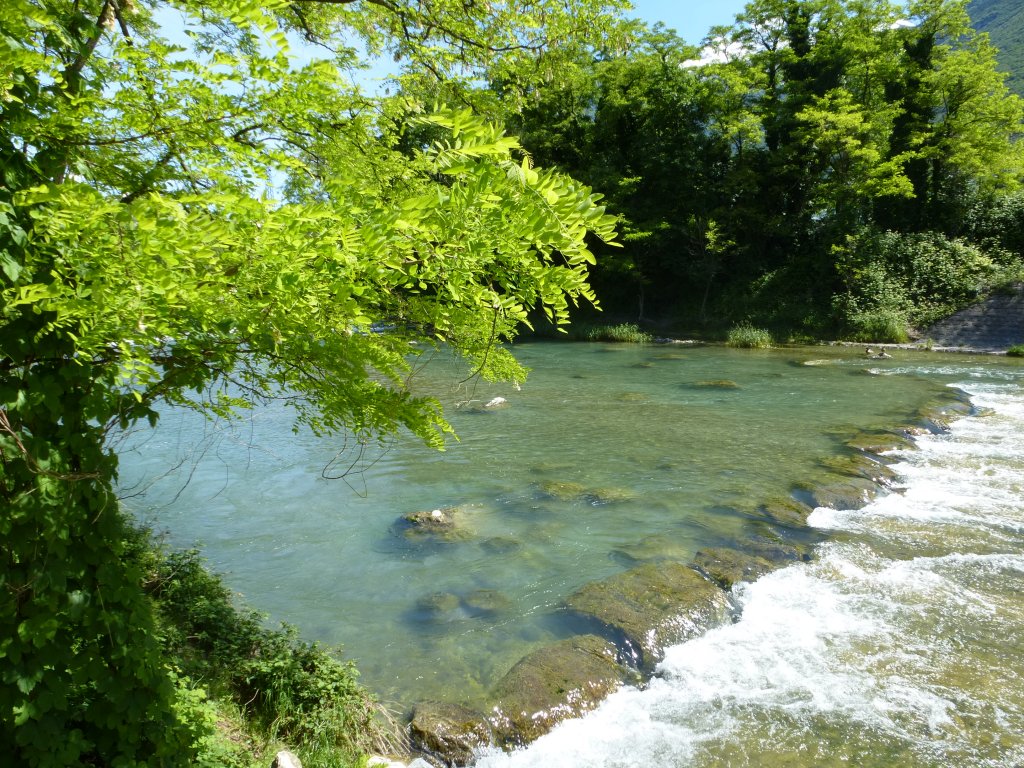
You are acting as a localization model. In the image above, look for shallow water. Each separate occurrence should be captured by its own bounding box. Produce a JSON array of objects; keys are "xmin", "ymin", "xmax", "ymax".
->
[
  {"xmin": 117, "ymin": 342, "xmax": 1023, "ymax": 754},
  {"xmin": 473, "ymin": 361, "xmax": 1024, "ymax": 767}
]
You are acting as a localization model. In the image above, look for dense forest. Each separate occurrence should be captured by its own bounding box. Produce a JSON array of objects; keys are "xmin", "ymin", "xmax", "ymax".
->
[
  {"xmin": 499, "ymin": 0, "xmax": 1024, "ymax": 340},
  {"xmin": 2, "ymin": 0, "xmax": 1023, "ymax": 765}
]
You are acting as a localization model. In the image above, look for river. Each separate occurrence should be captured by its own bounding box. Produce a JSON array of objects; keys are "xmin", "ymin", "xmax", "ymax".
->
[{"xmin": 117, "ymin": 344, "xmax": 1024, "ymax": 766}]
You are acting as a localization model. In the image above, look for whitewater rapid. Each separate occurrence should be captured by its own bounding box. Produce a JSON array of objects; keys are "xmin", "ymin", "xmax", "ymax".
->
[{"xmin": 474, "ymin": 376, "xmax": 1024, "ymax": 768}]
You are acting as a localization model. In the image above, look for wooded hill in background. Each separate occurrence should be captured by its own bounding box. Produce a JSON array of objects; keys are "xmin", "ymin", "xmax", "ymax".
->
[
  {"xmin": 500, "ymin": 0, "xmax": 1024, "ymax": 341},
  {"xmin": 970, "ymin": 0, "xmax": 1024, "ymax": 96}
]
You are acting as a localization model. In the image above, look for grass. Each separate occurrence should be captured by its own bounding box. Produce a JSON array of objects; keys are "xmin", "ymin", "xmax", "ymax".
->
[
  {"xmin": 726, "ymin": 322, "xmax": 773, "ymax": 349},
  {"xmin": 1008, "ymin": 344, "xmax": 1024, "ymax": 357},
  {"xmin": 583, "ymin": 323, "xmax": 653, "ymax": 343}
]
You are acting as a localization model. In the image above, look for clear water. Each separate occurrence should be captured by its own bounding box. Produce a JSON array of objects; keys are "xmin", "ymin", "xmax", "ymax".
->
[
  {"xmin": 117, "ymin": 344, "xmax": 1024, "ymax": 765},
  {"xmin": 473, "ymin": 360, "xmax": 1024, "ymax": 768}
]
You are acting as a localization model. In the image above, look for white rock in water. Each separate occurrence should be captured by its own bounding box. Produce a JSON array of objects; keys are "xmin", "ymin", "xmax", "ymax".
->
[
  {"xmin": 430, "ymin": 509, "xmax": 444, "ymax": 519},
  {"xmin": 484, "ymin": 397, "xmax": 508, "ymax": 408}
]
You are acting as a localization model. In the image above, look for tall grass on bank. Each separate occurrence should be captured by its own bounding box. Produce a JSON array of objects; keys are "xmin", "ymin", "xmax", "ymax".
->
[
  {"xmin": 126, "ymin": 529, "xmax": 395, "ymax": 766},
  {"xmin": 582, "ymin": 323, "xmax": 653, "ymax": 343},
  {"xmin": 726, "ymin": 322, "xmax": 773, "ymax": 348}
]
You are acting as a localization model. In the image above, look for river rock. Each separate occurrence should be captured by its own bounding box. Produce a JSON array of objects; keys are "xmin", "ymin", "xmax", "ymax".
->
[
  {"xmin": 400, "ymin": 506, "xmax": 472, "ymax": 542},
  {"xmin": 609, "ymin": 534, "xmax": 693, "ymax": 566},
  {"xmin": 805, "ymin": 476, "xmax": 881, "ymax": 510},
  {"xmin": 845, "ymin": 430, "xmax": 916, "ymax": 455},
  {"xmin": 739, "ymin": 533, "xmax": 809, "ymax": 564},
  {"xmin": 819, "ymin": 453, "xmax": 897, "ymax": 487},
  {"xmin": 488, "ymin": 634, "xmax": 639, "ymax": 746},
  {"xmin": 462, "ymin": 589, "xmax": 512, "ymax": 618},
  {"xmin": 757, "ymin": 497, "xmax": 814, "ymax": 528},
  {"xmin": 693, "ymin": 547, "xmax": 776, "ymax": 590},
  {"xmin": 692, "ymin": 379, "xmax": 740, "ymax": 389},
  {"xmin": 409, "ymin": 700, "xmax": 491, "ymax": 767},
  {"xmin": 536, "ymin": 480, "xmax": 587, "ymax": 501},
  {"xmin": 564, "ymin": 562, "xmax": 729, "ymax": 670}
]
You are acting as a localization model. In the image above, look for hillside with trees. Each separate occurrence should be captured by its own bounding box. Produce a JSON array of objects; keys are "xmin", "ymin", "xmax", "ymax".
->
[
  {"xmin": 970, "ymin": 0, "xmax": 1024, "ymax": 96},
  {"xmin": 504, "ymin": 0, "xmax": 1024, "ymax": 341}
]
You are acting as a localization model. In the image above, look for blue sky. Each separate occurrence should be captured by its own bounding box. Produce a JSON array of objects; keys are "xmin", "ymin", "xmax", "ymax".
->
[{"xmin": 629, "ymin": 0, "xmax": 750, "ymax": 44}]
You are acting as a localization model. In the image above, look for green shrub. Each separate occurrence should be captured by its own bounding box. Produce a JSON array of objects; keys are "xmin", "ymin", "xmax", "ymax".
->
[
  {"xmin": 1008, "ymin": 344, "xmax": 1024, "ymax": 357},
  {"xmin": 726, "ymin": 322, "xmax": 773, "ymax": 348},
  {"xmin": 584, "ymin": 322, "xmax": 653, "ymax": 343},
  {"xmin": 842, "ymin": 308, "xmax": 910, "ymax": 343},
  {"xmin": 833, "ymin": 228, "xmax": 995, "ymax": 331},
  {"xmin": 141, "ymin": 542, "xmax": 391, "ymax": 766}
]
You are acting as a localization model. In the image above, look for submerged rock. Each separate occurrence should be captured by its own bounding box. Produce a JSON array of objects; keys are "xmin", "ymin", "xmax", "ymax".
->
[
  {"xmin": 536, "ymin": 480, "xmax": 587, "ymax": 501},
  {"xmin": 805, "ymin": 476, "xmax": 881, "ymax": 511},
  {"xmin": 462, "ymin": 589, "xmax": 512, "ymax": 618},
  {"xmin": 399, "ymin": 506, "xmax": 474, "ymax": 542},
  {"xmin": 480, "ymin": 536, "xmax": 521, "ymax": 555},
  {"xmin": 609, "ymin": 534, "xmax": 693, "ymax": 566},
  {"xmin": 757, "ymin": 497, "xmax": 814, "ymax": 528},
  {"xmin": 845, "ymin": 430, "xmax": 916, "ymax": 455},
  {"xmin": 692, "ymin": 379, "xmax": 740, "ymax": 389},
  {"xmin": 564, "ymin": 562, "xmax": 729, "ymax": 671},
  {"xmin": 693, "ymin": 547, "xmax": 776, "ymax": 590},
  {"xmin": 488, "ymin": 635, "xmax": 639, "ymax": 747},
  {"xmin": 409, "ymin": 700, "xmax": 491, "ymax": 767},
  {"xmin": 819, "ymin": 453, "xmax": 898, "ymax": 487}
]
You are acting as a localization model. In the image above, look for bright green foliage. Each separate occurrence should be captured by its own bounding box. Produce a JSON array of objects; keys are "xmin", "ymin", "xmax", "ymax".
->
[
  {"xmin": 1007, "ymin": 344, "xmax": 1024, "ymax": 356},
  {"xmin": 142, "ymin": 543, "xmax": 386, "ymax": 765},
  {"xmin": 506, "ymin": 0, "xmax": 1024, "ymax": 333},
  {"xmin": 0, "ymin": 0, "xmax": 622, "ymax": 763},
  {"xmin": 583, "ymin": 323, "xmax": 653, "ymax": 343}
]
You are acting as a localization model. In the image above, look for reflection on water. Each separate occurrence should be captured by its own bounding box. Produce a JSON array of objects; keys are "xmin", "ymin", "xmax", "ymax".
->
[{"xmin": 118, "ymin": 343, "xmax": 1022, "ymax": 750}]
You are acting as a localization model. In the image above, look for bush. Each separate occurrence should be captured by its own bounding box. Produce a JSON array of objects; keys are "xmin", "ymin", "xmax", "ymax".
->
[
  {"xmin": 140, "ymin": 540, "xmax": 391, "ymax": 766},
  {"xmin": 1008, "ymin": 344, "xmax": 1024, "ymax": 357},
  {"xmin": 833, "ymin": 228, "xmax": 996, "ymax": 332},
  {"xmin": 583, "ymin": 322, "xmax": 653, "ymax": 343},
  {"xmin": 842, "ymin": 308, "xmax": 910, "ymax": 343},
  {"xmin": 726, "ymin": 322, "xmax": 773, "ymax": 348}
]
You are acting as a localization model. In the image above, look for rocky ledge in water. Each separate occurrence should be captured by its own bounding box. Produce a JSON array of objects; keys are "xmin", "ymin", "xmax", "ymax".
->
[
  {"xmin": 403, "ymin": 388, "xmax": 980, "ymax": 766},
  {"xmin": 564, "ymin": 561, "xmax": 730, "ymax": 672}
]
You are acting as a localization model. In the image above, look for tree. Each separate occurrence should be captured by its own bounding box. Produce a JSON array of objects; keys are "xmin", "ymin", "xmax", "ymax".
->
[{"xmin": 0, "ymin": 0, "xmax": 622, "ymax": 762}]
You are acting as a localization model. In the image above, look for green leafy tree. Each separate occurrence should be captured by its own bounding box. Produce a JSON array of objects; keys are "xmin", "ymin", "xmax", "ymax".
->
[{"xmin": 0, "ymin": 0, "xmax": 621, "ymax": 763}]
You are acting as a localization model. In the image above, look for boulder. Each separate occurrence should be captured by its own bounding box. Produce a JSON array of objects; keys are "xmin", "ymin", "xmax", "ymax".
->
[
  {"xmin": 409, "ymin": 701, "xmax": 491, "ymax": 767},
  {"xmin": 399, "ymin": 506, "xmax": 473, "ymax": 542},
  {"xmin": 819, "ymin": 453, "xmax": 897, "ymax": 487},
  {"xmin": 564, "ymin": 562, "xmax": 729, "ymax": 671},
  {"xmin": 805, "ymin": 476, "xmax": 881, "ymax": 510},
  {"xmin": 693, "ymin": 547, "xmax": 776, "ymax": 590},
  {"xmin": 488, "ymin": 635, "xmax": 639, "ymax": 746},
  {"xmin": 756, "ymin": 497, "xmax": 814, "ymax": 528},
  {"xmin": 462, "ymin": 589, "xmax": 512, "ymax": 618}
]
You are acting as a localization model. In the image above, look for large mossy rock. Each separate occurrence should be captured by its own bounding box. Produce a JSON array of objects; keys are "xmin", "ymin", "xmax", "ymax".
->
[
  {"xmin": 398, "ymin": 505, "xmax": 474, "ymax": 542},
  {"xmin": 488, "ymin": 635, "xmax": 638, "ymax": 747},
  {"xmin": 693, "ymin": 547, "xmax": 776, "ymax": 590},
  {"xmin": 409, "ymin": 701, "xmax": 492, "ymax": 767},
  {"xmin": 564, "ymin": 562, "xmax": 728, "ymax": 671},
  {"xmin": 803, "ymin": 476, "xmax": 881, "ymax": 511},
  {"xmin": 819, "ymin": 453, "xmax": 897, "ymax": 487}
]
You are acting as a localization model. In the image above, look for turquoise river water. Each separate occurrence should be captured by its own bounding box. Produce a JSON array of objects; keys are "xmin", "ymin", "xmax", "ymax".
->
[{"xmin": 117, "ymin": 343, "xmax": 1024, "ymax": 766}]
